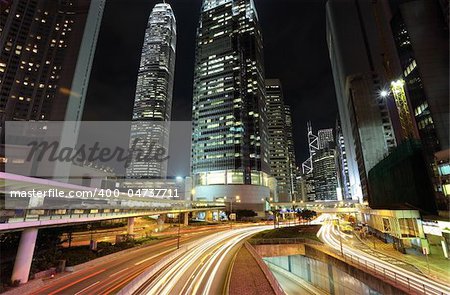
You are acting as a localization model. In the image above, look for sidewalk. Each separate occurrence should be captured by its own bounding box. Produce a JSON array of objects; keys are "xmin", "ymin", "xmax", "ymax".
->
[{"xmin": 360, "ymin": 235, "xmax": 450, "ymax": 285}]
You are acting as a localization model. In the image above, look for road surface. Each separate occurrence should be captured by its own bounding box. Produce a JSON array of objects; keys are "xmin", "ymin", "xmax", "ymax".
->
[
  {"xmin": 29, "ymin": 227, "xmax": 226, "ymax": 295},
  {"xmin": 134, "ymin": 226, "xmax": 271, "ymax": 295},
  {"xmin": 317, "ymin": 214, "xmax": 450, "ymax": 295}
]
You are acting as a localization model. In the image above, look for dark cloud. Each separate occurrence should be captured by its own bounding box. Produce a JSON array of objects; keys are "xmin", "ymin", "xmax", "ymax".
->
[{"xmin": 83, "ymin": 0, "xmax": 338, "ymax": 167}]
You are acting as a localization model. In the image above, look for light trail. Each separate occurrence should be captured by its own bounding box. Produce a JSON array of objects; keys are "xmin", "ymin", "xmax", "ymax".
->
[
  {"xmin": 139, "ymin": 226, "xmax": 271, "ymax": 294},
  {"xmin": 318, "ymin": 214, "xmax": 450, "ymax": 295}
]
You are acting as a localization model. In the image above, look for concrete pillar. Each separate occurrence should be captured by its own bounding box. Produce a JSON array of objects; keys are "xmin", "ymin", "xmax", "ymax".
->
[
  {"xmin": 11, "ymin": 228, "xmax": 39, "ymax": 284},
  {"xmin": 127, "ymin": 217, "xmax": 135, "ymax": 235},
  {"xmin": 182, "ymin": 213, "xmax": 189, "ymax": 226}
]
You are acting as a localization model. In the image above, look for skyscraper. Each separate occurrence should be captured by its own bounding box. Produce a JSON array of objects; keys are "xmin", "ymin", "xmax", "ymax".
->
[
  {"xmin": 315, "ymin": 127, "xmax": 338, "ymax": 201},
  {"xmin": 284, "ymin": 105, "xmax": 297, "ymax": 199},
  {"xmin": 191, "ymin": 0, "xmax": 271, "ymax": 209},
  {"xmin": 0, "ymin": 0, "xmax": 104, "ymax": 124},
  {"xmin": 336, "ymin": 119, "xmax": 351, "ymax": 199},
  {"xmin": 390, "ymin": 0, "xmax": 448, "ymax": 154},
  {"xmin": 317, "ymin": 128, "xmax": 334, "ymax": 149},
  {"xmin": 326, "ymin": 0, "xmax": 398, "ymax": 201},
  {"xmin": 266, "ymin": 79, "xmax": 291, "ymax": 202},
  {"xmin": 388, "ymin": 0, "xmax": 448, "ymax": 211},
  {"xmin": 313, "ymin": 148, "xmax": 338, "ymax": 201},
  {"xmin": 126, "ymin": 3, "xmax": 176, "ymax": 179}
]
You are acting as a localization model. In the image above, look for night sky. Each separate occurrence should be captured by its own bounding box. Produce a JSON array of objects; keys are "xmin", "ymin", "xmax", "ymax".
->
[{"xmin": 83, "ymin": 0, "xmax": 338, "ymax": 166}]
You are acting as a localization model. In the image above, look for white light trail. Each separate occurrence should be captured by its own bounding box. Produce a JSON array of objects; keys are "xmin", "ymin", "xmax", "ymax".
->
[
  {"xmin": 141, "ymin": 226, "xmax": 271, "ymax": 294},
  {"xmin": 318, "ymin": 214, "xmax": 450, "ymax": 295}
]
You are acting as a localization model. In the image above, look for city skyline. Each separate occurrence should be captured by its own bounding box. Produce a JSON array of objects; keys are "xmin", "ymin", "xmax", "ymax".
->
[
  {"xmin": 82, "ymin": 0, "xmax": 337, "ymax": 165},
  {"xmin": 1, "ymin": 0, "xmax": 449, "ymax": 293}
]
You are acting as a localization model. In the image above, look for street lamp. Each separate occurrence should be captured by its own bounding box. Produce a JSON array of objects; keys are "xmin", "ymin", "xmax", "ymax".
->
[
  {"xmin": 177, "ymin": 209, "xmax": 181, "ymax": 249},
  {"xmin": 292, "ymin": 201, "xmax": 296, "ymax": 226},
  {"xmin": 336, "ymin": 217, "xmax": 344, "ymax": 257},
  {"xmin": 224, "ymin": 195, "xmax": 240, "ymax": 229}
]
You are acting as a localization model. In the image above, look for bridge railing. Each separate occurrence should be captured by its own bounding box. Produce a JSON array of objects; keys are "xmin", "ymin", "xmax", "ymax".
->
[
  {"xmin": 249, "ymin": 238, "xmax": 323, "ymax": 245},
  {"xmin": 0, "ymin": 204, "xmax": 225, "ymax": 225},
  {"xmin": 341, "ymin": 252, "xmax": 446, "ymax": 295}
]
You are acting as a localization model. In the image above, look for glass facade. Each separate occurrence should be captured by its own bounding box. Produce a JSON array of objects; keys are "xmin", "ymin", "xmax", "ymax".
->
[
  {"xmin": 127, "ymin": 3, "xmax": 176, "ymax": 179},
  {"xmin": 0, "ymin": 0, "xmax": 98, "ymax": 123},
  {"xmin": 191, "ymin": 0, "xmax": 269, "ymax": 187},
  {"xmin": 391, "ymin": 13, "xmax": 440, "ymax": 158},
  {"xmin": 284, "ymin": 105, "xmax": 297, "ymax": 198},
  {"xmin": 312, "ymin": 148, "xmax": 338, "ymax": 201},
  {"xmin": 266, "ymin": 79, "xmax": 291, "ymax": 201}
]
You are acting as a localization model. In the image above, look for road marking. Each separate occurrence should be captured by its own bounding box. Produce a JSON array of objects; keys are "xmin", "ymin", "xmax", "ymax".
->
[
  {"xmin": 74, "ymin": 281, "xmax": 100, "ymax": 295},
  {"xmin": 48, "ymin": 269, "xmax": 106, "ymax": 295},
  {"xmin": 109, "ymin": 267, "xmax": 129, "ymax": 277},
  {"xmin": 134, "ymin": 248, "xmax": 175, "ymax": 265}
]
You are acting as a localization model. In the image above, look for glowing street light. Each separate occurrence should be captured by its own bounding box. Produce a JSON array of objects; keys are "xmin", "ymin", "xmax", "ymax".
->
[{"xmin": 380, "ymin": 90, "xmax": 389, "ymax": 97}]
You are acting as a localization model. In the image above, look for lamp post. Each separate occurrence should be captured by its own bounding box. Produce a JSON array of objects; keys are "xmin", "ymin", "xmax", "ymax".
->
[
  {"xmin": 292, "ymin": 201, "xmax": 296, "ymax": 226},
  {"xmin": 177, "ymin": 209, "xmax": 181, "ymax": 249},
  {"xmin": 336, "ymin": 217, "xmax": 344, "ymax": 256},
  {"xmin": 224, "ymin": 195, "xmax": 240, "ymax": 229}
]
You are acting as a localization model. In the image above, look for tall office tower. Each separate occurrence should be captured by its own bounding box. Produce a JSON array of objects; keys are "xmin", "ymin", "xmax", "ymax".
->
[
  {"xmin": 191, "ymin": 0, "xmax": 271, "ymax": 210},
  {"xmin": 317, "ymin": 128, "xmax": 334, "ymax": 149},
  {"xmin": 0, "ymin": 0, "xmax": 104, "ymax": 125},
  {"xmin": 284, "ymin": 105, "xmax": 297, "ymax": 199},
  {"xmin": 390, "ymin": 0, "xmax": 448, "ymax": 156},
  {"xmin": 266, "ymin": 79, "xmax": 291, "ymax": 202},
  {"xmin": 336, "ymin": 119, "xmax": 351, "ymax": 199},
  {"xmin": 326, "ymin": 0, "xmax": 398, "ymax": 201},
  {"xmin": 296, "ymin": 173, "xmax": 308, "ymax": 202},
  {"xmin": 389, "ymin": 0, "xmax": 449, "ymax": 210},
  {"xmin": 126, "ymin": 3, "xmax": 176, "ymax": 179},
  {"xmin": 312, "ymin": 148, "xmax": 338, "ymax": 200}
]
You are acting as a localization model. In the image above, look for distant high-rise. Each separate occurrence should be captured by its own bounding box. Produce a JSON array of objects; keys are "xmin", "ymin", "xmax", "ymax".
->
[
  {"xmin": 318, "ymin": 128, "xmax": 334, "ymax": 149},
  {"xmin": 390, "ymin": 0, "xmax": 448, "ymax": 153},
  {"xmin": 326, "ymin": 0, "xmax": 398, "ymax": 201},
  {"xmin": 191, "ymin": 0, "xmax": 271, "ymax": 209},
  {"xmin": 127, "ymin": 3, "xmax": 176, "ymax": 179},
  {"xmin": 0, "ymin": 0, "xmax": 104, "ymax": 124},
  {"xmin": 313, "ymin": 148, "xmax": 338, "ymax": 201},
  {"xmin": 266, "ymin": 79, "xmax": 291, "ymax": 202},
  {"xmin": 284, "ymin": 105, "xmax": 297, "ymax": 199},
  {"xmin": 336, "ymin": 119, "xmax": 351, "ymax": 199}
]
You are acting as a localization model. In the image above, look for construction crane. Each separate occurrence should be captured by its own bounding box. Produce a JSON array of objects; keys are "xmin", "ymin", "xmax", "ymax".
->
[{"xmin": 371, "ymin": 0, "xmax": 417, "ymax": 141}]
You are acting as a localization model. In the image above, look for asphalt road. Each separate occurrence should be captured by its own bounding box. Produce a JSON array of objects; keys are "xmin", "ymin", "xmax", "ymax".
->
[
  {"xmin": 29, "ymin": 227, "xmax": 227, "ymax": 295},
  {"xmin": 135, "ymin": 226, "xmax": 272, "ymax": 295},
  {"xmin": 317, "ymin": 214, "xmax": 450, "ymax": 295}
]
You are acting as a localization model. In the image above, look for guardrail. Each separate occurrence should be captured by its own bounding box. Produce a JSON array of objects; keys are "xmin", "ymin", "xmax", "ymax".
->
[
  {"xmin": 0, "ymin": 206, "xmax": 225, "ymax": 224},
  {"xmin": 340, "ymin": 252, "xmax": 446, "ymax": 295},
  {"xmin": 249, "ymin": 238, "xmax": 322, "ymax": 245}
]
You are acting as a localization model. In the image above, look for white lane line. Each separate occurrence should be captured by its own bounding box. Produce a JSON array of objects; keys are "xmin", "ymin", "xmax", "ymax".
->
[
  {"xmin": 109, "ymin": 267, "xmax": 129, "ymax": 277},
  {"xmin": 74, "ymin": 280, "xmax": 100, "ymax": 295}
]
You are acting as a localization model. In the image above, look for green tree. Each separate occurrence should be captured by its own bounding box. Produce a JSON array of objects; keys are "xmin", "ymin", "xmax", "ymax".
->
[{"xmin": 298, "ymin": 209, "xmax": 317, "ymax": 223}]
